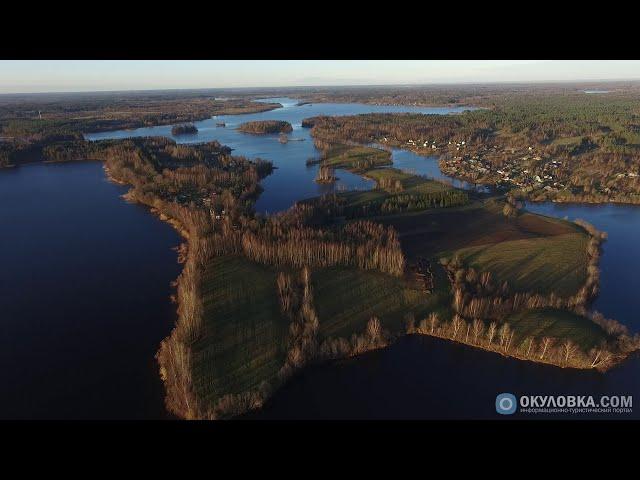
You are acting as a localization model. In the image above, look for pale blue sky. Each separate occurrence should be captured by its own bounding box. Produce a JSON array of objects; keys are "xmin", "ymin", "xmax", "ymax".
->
[{"xmin": 1, "ymin": 60, "xmax": 640, "ymax": 94}]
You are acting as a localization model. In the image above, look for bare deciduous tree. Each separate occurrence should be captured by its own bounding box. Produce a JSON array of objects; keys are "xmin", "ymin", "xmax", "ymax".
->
[
  {"xmin": 498, "ymin": 323, "xmax": 511, "ymax": 349},
  {"xmin": 487, "ymin": 322, "xmax": 497, "ymax": 346},
  {"xmin": 525, "ymin": 337, "xmax": 535, "ymax": 358},
  {"xmin": 589, "ymin": 347, "xmax": 613, "ymax": 369},
  {"xmin": 472, "ymin": 319, "xmax": 484, "ymax": 344},
  {"xmin": 429, "ymin": 312, "xmax": 439, "ymax": 334},
  {"xmin": 451, "ymin": 315, "xmax": 463, "ymax": 340},
  {"xmin": 562, "ymin": 340, "xmax": 578, "ymax": 365},
  {"xmin": 539, "ymin": 337, "xmax": 554, "ymax": 360}
]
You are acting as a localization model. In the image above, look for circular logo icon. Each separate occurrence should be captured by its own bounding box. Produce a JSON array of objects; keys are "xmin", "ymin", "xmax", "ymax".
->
[{"xmin": 496, "ymin": 393, "xmax": 517, "ymax": 415}]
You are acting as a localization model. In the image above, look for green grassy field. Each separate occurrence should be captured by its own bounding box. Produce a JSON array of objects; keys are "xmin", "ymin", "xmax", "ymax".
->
[
  {"xmin": 191, "ymin": 255, "xmax": 289, "ymax": 405},
  {"xmin": 310, "ymin": 144, "xmax": 468, "ymax": 215},
  {"xmin": 452, "ymin": 232, "xmax": 587, "ymax": 296},
  {"xmin": 506, "ymin": 308, "xmax": 608, "ymax": 350},
  {"xmin": 322, "ymin": 144, "xmax": 392, "ymax": 170},
  {"xmin": 191, "ymin": 255, "xmax": 446, "ymax": 408},
  {"xmin": 326, "ymin": 167, "xmax": 468, "ymax": 217},
  {"xmin": 312, "ymin": 267, "xmax": 450, "ymax": 339},
  {"xmin": 363, "ymin": 168, "xmax": 449, "ymax": 191},
  {"xmin": 375, "ymin": 199, "xmax": 589, "ymax": 296}
]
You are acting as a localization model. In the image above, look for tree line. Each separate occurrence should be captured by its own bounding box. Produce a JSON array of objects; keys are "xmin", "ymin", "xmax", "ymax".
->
[
  {"xmin": 240, "ymin": 219, "xmax": 405, "ymax": 276},
  {"xmin": 432, "ymin": 220, "xmax": 640, "ymax": 370},
  {"xmin": 238, "ymin": 120, "xmax": 293, "ymax": 134},
  {"xmin": 171, "ymin": 124, "xmax": 198, "ymax": 135}
]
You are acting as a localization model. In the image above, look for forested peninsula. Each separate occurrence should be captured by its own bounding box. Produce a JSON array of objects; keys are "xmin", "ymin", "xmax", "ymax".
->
[{"xmin": 3, "ymin": 85, "xmax": 640, "ymax": 420}]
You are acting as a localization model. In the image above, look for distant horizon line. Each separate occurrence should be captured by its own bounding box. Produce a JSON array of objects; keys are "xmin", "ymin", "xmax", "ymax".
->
[{"xmin": 2, "ymin": 77, "xmax": 640, "ymax": 97}]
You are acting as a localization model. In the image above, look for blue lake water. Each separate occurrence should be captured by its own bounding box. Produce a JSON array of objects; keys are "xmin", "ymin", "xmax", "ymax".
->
[
  {"xmin": 377, "ymin": 146, "xmax": 489, "ymax": 192},
  {"xmin": 86, "ymin": 98, "xmax": 473, "ymax": 214},
  {"xmin": 3, "ymin": 98, "xmax": 639, "ymax": 419}
]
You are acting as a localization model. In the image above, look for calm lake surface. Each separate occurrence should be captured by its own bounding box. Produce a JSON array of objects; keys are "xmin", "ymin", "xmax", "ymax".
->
[
  {"xmin": 86, "ymin": 98, "xmax": 473, "ymax": 214},
  {"xmin": 3, "ymin": 98, "xmax": 638, "ymax": 419},
  {"xmin": 0, "ymin": 162, "xmax": 181, "ymax": 419}
]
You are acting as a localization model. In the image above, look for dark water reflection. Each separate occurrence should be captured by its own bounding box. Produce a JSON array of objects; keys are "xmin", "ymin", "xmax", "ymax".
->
[
  {"xmin": 245, "ymin": 335, "xmax": 639, "ymax": 420},
  {"xmin": 0, "ymin": 162, "xmax": 181, "ymax": 419}
]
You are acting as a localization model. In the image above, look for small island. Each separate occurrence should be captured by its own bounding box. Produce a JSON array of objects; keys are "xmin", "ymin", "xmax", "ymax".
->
[
  {"xmin": 171, "ymin": 124, "xmax": 198, "ymax": 135},
  {"xmin": 238, "ymin": 120, "xmax": 293, "ymax": 135}
]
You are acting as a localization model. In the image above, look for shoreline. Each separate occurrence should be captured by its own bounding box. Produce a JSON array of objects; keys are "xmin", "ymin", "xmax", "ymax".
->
[
  {"xmin": 5, "ymin": 110, "xmax": 639, "ymax": 420},
  {"xmin": 102, "ymin": 136, "xmax": 636, "ymax": 418},
  {"xmin": 163, "ymin": 144, "xmax": 635, "ymax": 419},
  {"xmin": 102, "ymin": 162, "xmax": 196, "ymax": 418},
  {"xmin": 355, "ymin": 141, "xmax": 640, "ymax": 208}
]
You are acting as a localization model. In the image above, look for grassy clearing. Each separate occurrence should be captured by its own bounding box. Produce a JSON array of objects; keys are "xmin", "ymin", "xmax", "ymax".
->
[
  {"xmin": 322, "ymin": 144, "xmax": 392, "ymax": 170},
  {"xmin": 452, "ymin": 233, "xmax": 587, "ymax": 296},
  {"xmin": 506, "ymin": 308, "xmax": 608, "ymax": 350},
  {"xmin": 313, "ymin": 267, "xmax": 449, "ymax": 339},
  {"xmin": 363, "ymin": 168, "xmax": 451, "ymax": 193},
  {"xmin": 191, "ymin": 256, "xmax": 446, "ymax": 408},
  {"xmin": 191, "ymin": 255, "xmax": 289, "ymax": 405},
  {"xmin": 446, "ymin": 206, "xmax": 589, "ymax": 296},
  {"xmin": 327, "ymin": 168, "xmax": 468, "ymax": 216},
  {"xmin": 374, "ymin": 199, "xmax": 589, "ymax": 296},
  {"xmin": 310, "ymin": 144, "xmax": 468, "ymax": 215}
]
